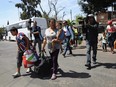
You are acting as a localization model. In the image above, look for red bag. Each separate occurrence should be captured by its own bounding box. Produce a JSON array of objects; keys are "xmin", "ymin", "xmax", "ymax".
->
[{"xmin": 22, "ymin": 56, "xmax": 34, "ymax": 68}]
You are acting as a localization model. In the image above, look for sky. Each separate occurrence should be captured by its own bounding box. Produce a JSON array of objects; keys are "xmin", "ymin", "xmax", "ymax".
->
[{"xmin": 0, "ymin": 0, "xmax": 83, "ymax": 27}]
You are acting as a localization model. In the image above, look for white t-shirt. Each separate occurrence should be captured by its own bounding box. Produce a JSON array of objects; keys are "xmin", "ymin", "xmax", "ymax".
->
[
  {"xmin": 45, "ymin": 28, "xmax": 60, "ymax": 50},
  {"xmin": 100, "ymin": 34, "xmax": 107, "ymax": 44},
  {"xmin": 63, "ymin": 26, "xmax": 74, "ymax": 39}
]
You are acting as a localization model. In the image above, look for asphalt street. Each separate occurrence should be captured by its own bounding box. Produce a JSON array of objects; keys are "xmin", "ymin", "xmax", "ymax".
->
[{"xmin": 0, "ymin": 41, "xmax": 116, "ymax": 87}]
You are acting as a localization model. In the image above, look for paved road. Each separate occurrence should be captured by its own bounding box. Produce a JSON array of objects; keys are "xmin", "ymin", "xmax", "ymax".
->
[{"xmin": 0, "ymin": 41, "xmax": 116, "ymax": 87}]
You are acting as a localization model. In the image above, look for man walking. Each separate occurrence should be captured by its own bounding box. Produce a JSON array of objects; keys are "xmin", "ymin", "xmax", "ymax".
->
[
  {"xmin": 62, "ymin": 21, "xmax": 74, "ymax": 57},
  {"xmin": 83, "ymin": 14, "xmax": 99, "ymax": 69}
]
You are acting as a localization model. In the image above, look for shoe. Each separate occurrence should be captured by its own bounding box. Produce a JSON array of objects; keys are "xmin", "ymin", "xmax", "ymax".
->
[
  {"xmin": 51, "ymin": 74, "xmax": 57, "ymax": 80},
  {"xmin": 93, "ymin": 61, "xmax": 97, "ymax": 64},
  {"xmin": 60, "ymin": 50, "xmax": 63, "ymax": 54},
  {"xmin": 26, "ymin": 68, "xmax": 32, "ymax": 73},
  {"xmin": 85, "ymin": 63, "xmax": 91, "ymax": 70},
  {"xmin": 67, "ymin": 53, "xmax": 73, "ymax": 55},
  {"xmin": 12, "ymin": 72, "xmax": 21, "ymax": 78},
  {"xmin": 111, "ymin": 51, "xmax": 114, "ymax": 54},
  {"xmin": 62, "ymin": 54, "xmax": 65, "ymax": 58}
]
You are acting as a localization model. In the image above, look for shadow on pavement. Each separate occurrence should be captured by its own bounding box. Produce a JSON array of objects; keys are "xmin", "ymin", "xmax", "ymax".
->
[
  {"xmin": 22, "ymin": 68, "xmax": 91, "ymax": 79},
  {"xmin": 91, "ymin": 62, "xmax": 116, "ymax": 69},
  {"xmin": 57, "ymin": 69, "xmax": 91, "ymax": 78},
  {"xmin": 29, "ymin": 71, "xmax": 51, "ymax": 80},
  {"xmin": 64, "ymin": 54, "xmax": 86, "ymax": 58},
  {"xmin": 73, "ymin": 54, "xmax": 86, "ymax": 57}
]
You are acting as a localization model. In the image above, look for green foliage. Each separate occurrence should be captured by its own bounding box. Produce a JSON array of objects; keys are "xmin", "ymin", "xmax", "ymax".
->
[
  {"xmin": 78, "ymin": 0, "xmax": 116, "ymax": 14},
  {"xmin": 67, "ymin": 19, "xmax": 75, "ymax": 26},
  {"xmin": 0, "ymin": 27, "xmax": 5, "ymax": 34},
  {"xmin": 75, "ymin": 15, "xmax": 84, "ymax": 24},
  {"xmin": 15, "ymin": 0, "xmax": 42, "ymax": 20}
]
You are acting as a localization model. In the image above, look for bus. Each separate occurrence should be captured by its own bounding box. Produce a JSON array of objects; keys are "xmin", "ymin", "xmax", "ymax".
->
[{"xmin": 5, "ymin": 17, "xmax": 47, "ymax": 41}]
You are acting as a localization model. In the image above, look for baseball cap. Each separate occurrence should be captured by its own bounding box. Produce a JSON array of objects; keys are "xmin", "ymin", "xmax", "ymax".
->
[
  {"xmin": 107, "ymin": 20, "xmax": 112, "ymax": 25},
  {"xmin": 88, "ymin": 14, "xmax": 94, "ymax": 17}
]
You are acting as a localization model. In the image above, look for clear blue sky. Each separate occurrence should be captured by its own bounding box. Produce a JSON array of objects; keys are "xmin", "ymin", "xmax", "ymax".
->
[{"xmin": 0, "ymin": 0, "xmax": 83, "ymax": 27}]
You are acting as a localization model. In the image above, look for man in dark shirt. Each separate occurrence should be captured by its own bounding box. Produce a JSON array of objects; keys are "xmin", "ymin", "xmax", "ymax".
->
[
  {"xmin": 83, "ymin": 14, "xmax": 99, "ymax": 69},
  {"xmin": 32, "ymin": 21, "xmax": 43, "ymax": 56}
]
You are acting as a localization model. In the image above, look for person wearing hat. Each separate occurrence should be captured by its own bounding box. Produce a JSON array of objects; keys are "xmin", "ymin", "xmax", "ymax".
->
[
  {"xmin": 10, "ymin": 27, "xmax": 32, "ymax": 78},
  {"xmin": 106, "ymin": 20, "xmax": 116, "ymax": 54},
  {"xmin": 83, "ymin": 14, "xmax": 99, "ymax": 69}
]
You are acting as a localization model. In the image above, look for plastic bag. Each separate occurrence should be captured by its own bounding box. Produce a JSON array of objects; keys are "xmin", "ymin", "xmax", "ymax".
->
[
  {"xmin": 22, "ymin": 55, "xmax": 34, "ymax": 68},
  {"xmin": 22, "ymin": 50, "xmax": 38, "ymax": 68},
  {"xmin": 23, "ymin": 50, "xmax": 38, "ymax": 62}
]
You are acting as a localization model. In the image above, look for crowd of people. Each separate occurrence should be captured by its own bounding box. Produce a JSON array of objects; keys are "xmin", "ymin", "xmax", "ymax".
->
[{"xmin": 9, "ymin": 15, "xmax": 116, "ymax": 80}]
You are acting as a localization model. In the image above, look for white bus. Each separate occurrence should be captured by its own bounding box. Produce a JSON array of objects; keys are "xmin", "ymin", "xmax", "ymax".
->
[{"xmin": 5, "ymin": 17, "xmax": 47, "ymax": 41}]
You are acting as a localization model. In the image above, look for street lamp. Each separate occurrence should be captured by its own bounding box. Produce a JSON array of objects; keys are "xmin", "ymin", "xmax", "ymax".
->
[
  {"xmin": 9, "ymin": 0, "xmax": 20, "ymax": 21},
  {"xmin": 70, "ymin": 10, "xmax": 72, "ymax": 21}
]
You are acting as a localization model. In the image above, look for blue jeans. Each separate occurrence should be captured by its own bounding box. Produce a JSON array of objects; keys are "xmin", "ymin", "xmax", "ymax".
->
[
  {"xmin": 63, "ymin": 36, "xmax": 72, "ymax": 55},
  {"xmin": 86, "ymin": 40, "xmax": 97, "ymax": 64}
]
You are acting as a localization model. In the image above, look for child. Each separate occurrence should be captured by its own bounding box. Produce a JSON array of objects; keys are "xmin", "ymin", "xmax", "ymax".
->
[
  {"xmin": 100, "ymin": 32, "xmax": 107, "ymax": 52},
  {"xmin": 10, "ymin": 27, "xmax": 32, "ymax": 78},
  {"xmin": 51, "ymin": 22, "xmax": 65, "ymax": 53}
]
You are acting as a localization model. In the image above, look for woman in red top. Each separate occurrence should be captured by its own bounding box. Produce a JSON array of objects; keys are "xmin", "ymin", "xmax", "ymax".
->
[{"xmin": 106, "ymin": 20, "xmax": 116, "ymax": 54}]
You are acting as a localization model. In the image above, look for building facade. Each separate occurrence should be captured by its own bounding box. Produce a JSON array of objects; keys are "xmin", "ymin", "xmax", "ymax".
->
[{"xmin": 97, "ymin": 11, "xmax": 116, "ymax": 24}]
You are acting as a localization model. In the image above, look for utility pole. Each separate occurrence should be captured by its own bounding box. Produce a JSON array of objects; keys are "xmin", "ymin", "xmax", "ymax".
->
[{"xmin": 70, "ymin": 10, "xmax": 72, "ymax": 22}]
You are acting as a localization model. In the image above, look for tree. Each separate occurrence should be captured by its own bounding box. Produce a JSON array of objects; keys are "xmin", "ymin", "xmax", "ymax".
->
[
  {"xmin": 0, "ymin": 27, "xmax": 5, "ymax": 40},
  {"xmin": 38, "ymin": 0, "xmax": 52, "ymax": 26},
  {"xmin": 51, "ymin": 0, "xmax": 65, "ymax": 20},
  {"xmin": 15, "ymin": 0, "xmax": 42, "ymax": 20},
  {"xmin": 0, "ymin": 27, "xmax": 5, "ymax": 34},
  {"xmin": 78, "ymin": 0, "xmax": 116, "ymax": 15},
  {"xmin": 38, "ymin": 0, "xmax": 52, "ymax": 19},
  {"xmin": 39, "ymin": 0, "xmax": 65, "ymax": 21},
  {"xmin": 75, "ymin": 15, "xmax": 84, "ymax": 24}
]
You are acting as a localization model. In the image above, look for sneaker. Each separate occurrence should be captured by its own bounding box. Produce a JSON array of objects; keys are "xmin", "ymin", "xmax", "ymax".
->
[
  {"xmin": 85, "ymin": 63, "xmax": 91, "ymax": 70},
  {"xmin": 26, "ymin": 68, "xmax": 32, "ymax": 73},
  {"xmin": 51, "ymin": 74, "xmax": 57, "ymax": 80},
  {"xmin": 12, "ymin": 72, "xmax": 21, "ymax": 78},
  {"xmin": 62, "ymin": 53, "xmax": 65, "ymax": 58},
  {"xmin": 60, "ymin": 50, "xmax": 63, "ymax": 54}
]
